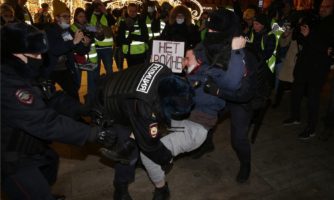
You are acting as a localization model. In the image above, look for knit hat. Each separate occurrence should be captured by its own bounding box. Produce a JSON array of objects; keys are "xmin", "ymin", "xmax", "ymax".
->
[
  {"xmin": 206, "ymin": 7, "xmax": 241, "ymax": 39},
  {"xmin": 52, "ymin": 0, "xmax": 70, "ymax": 17},
  {"xmin": 253, "ymin": 14, "xmax": 268, "ymax": 26}
]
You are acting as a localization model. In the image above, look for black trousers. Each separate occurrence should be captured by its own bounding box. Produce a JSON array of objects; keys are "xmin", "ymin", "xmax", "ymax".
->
[
  {"xmin": 125, "ymin": 53, "xmax": 147, "ymax": 68},
  {"xmin": 273, "ymin": 80, "xmax": 292, "ymax": 106},
  {"xmin": 1, "ymin": 148, "xmax": 59, "ymax": 200},
  {"xmin": 324, "ymin": 78, "xmax": 334, "ymax": 128},
  {"xmin": 113, "ymin": 125, "xmax": 139, "ymax": 185},
  {"xmin": 227, "ymin": 103, "xmax": 252, "ymax": 165},
  {"xmin": 290, "ymin": 79, "xmax": 324, "ymax": 131}
]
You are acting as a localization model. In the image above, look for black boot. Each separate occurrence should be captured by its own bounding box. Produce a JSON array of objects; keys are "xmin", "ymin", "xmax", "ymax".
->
[
  {"xmin": 100, "ymin": 139, "xmax": 136, "ymax": 164},
  {"xmin": 113, "ymin": 182, "xmax": 133, "ymax": 200},
  {"xmin": 236, "ymin": 162, "xmax": 250, "ymax": 184},
  {"xmin": 192, "ymin": 130, "xmax": 215, "ymax": 159},
  {"xmin": 153, "ymin": 183, "xmax": 170, "ymax": 200}
]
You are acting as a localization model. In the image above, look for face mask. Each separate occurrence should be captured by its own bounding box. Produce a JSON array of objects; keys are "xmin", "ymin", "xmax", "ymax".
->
[
  {"xmin": 26, "ymin": 57, "xmax": 44, "ymax": 77},
  {"xmin": 186, "ymin": 64, "xmax": 198, "ymax": 74},
  {"xmin": 58, "ymin": 21, "xmax": 70, "ymax": 29},
  {"xmin": 148, "ymin": 6, "xmax": 154, "ymax": 13},
  {"xmin": 176, "ymin": 18, "xmax": 185, "ymax": 24}
]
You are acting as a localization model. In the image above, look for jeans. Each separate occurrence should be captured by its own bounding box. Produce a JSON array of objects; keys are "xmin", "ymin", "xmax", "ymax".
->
[{"xmin": 86, "ymin": 47, "xmax": 113, "ymax": 104}]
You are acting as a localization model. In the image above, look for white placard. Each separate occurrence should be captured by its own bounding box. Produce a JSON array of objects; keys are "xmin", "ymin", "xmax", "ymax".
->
[{"xmin": 151, "ymin": 40, "xmax": 185, "ymax": 73}]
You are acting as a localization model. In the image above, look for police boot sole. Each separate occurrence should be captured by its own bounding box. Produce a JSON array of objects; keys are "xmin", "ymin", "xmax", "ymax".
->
[{"xmin": 100, "ymin": 148, "xmax": 130, "ymax": 164}]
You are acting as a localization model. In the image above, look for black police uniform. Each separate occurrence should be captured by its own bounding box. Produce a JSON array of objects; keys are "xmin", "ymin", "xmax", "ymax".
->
[
  {"xmin": 94, "ymin": 62, "xmax": 192, "ymax": 198},
  {"xmin": 1, "ymin": 55, "xmax": 93, "ymax": 200}
]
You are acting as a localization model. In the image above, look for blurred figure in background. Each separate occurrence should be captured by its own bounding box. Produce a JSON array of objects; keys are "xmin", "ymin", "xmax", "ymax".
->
[
  {"xmin": 43, "ymin": 0, "xmax": 90, "ymax": 100},
  {"xmin": 283, "ymin": 0, "xmax": 334, "ymax": 140},
  {"xmin": 34, "ymin": 3, "xmax": 52, "ymax": 28},
  {"xmin": 0, "ymin": 3, "xmax": 15, "ymax": 26},
  {"xmin": 117, "ymin": 3, "xmax": 149, "ymax": 67},
  {"xmin": 160, "ymin": 5, "xmax": 200, "ymax": 50}
]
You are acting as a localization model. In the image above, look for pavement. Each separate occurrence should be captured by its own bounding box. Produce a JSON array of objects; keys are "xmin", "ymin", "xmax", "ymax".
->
[{"xmin": 49, "ymin": 71, "xmax": 334, "ymax": 200}]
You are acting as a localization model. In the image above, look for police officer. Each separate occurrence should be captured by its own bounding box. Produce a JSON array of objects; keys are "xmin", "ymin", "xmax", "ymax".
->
[
  {"xmin": 92, "ymin": 62, "xmax": 195, "ymax": 200},
  {"xmin": 117, "ymin": 3, "xmax": 149, "ymax": 67},
  {"xmin": 1, "ymin": 22, "xmax": 116, "ymax": 200}
]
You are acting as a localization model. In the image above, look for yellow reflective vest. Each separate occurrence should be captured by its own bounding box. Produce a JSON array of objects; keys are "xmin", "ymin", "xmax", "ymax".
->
[
  {"xmin": 70, "ymin": 24, "xmax": 98, "ymax": 64},
  {"xmin": 90, "ymin": 14, "xmax": 113, "ymax": 47},
  {"xmin": 249, "ymin": 31, "xmax": 279, "ymax": 73},
  {"xmin": 122, "ymin": 21, "xmax": 147, "ymax": 55}
]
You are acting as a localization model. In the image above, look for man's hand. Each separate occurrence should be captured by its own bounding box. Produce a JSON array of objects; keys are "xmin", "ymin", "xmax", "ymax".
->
[
  {"xmin": 203, "ymin": 76, "xmax": 221, "ymax": 96},
  {"xmin": 88, "ymin": 126, "xmax": 117, "ymax": 148},
  {"xmin": 231, "ymin": 36, "xmax": 246, "ymax": 50},
  {"xmin": 82, "ymin": 36, "xmax": 91, "ymax": 46},
  {"xmin": 73, "ymin": 30, "xmax": 84, "ymax": 45}
]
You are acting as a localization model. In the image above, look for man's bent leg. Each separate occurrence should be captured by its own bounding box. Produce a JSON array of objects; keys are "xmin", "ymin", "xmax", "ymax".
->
[{"xmin": 140, "ymin": 119, "xmax": 208, "ymax": 184}]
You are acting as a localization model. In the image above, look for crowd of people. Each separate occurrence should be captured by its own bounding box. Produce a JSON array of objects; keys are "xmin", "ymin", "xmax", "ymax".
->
[{"xmin": 1, "ymin": 0, "xmax": 333, "ymax": 199}]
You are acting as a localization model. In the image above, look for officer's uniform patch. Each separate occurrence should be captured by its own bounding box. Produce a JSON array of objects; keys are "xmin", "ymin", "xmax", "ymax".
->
[
  {"xmin": 15, "ymin": 89, "xmax": 34, "ymax": 105},
  {"xmin": 149, "ymin": 123, "xmax": 158, "ymax": 138}
]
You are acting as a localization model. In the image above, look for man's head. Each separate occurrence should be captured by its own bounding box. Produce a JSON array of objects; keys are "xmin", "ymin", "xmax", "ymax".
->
[
  {"xmin": 1, "ymin": 22, "xmax": 48, "ymax": 76},
  {"xmin": 18, "ymin": 0, "xmax": 27, "ymax": 6},
  {"xmin": 243, "ymin": 8, "xmax": 256, "ymax": 27},
  {"xmin": 127, "ymin": 3, "xmax": 138, "ymax": 18},
  {"xmin": 41, "ymin": 3, "xmax": 49, "ymax": 12},
  {"xmin": 319, "ymin": 0, "xmax": 334, "ymax": 18},
  {"xmin": 253, "ymin": 14, "xmax": 268, "ymax": 33},
  {"xmin": 182, "ymin": 49, "xmax": 200, "ymax": 74},
  {"xmin": 1, "ymin": 22, "xmax": 48, "ymax": 55},
  {"xmin": 53, "ymin": 0, "xmax": 71, "ymax": 28},
  {"xmin": 0, "ymin": 3, "xmax": 15, "ymax": 24},
  {"xmin": 147, "ymin": 1, "xmax": 156, "ymax": 14},
  {"xmin": 158, "ymin": 75, "xmax": 194, "ymax": 120},
  {"xmin": 206, "ymin": 7, "xmax": 241, "ymax": 39}
]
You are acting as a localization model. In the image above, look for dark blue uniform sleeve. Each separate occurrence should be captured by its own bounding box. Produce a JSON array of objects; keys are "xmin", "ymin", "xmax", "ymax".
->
[
  {"xmin": 125, "ymin": 100, "xmax": 173, "ymax": 165},
  {"xmin": 2, "ymin": 85, "xmax": 91, "ymax": 146},
  {"xmin": 219, "ymin": 50, "xmax": 258, "ymax": 102},
  {"xmin": 208, "ymin": 49, "xmax": 246, "ymax": 91}
]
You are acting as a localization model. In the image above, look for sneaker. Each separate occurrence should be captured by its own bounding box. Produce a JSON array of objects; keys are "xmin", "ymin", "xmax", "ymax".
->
[
  {"xmin": 153, "ymin": 183, "xmax": 170, "ymax": 200},
  {"xmin": 236, "ymin": 163, "xmax": 251, "ymax": 184},
  {"xmin": 298, "ymin": 128, "xmax": 316, "ymax": 140},
  {"xmin": 283, "ymin": 118, "xmax": 301, "ymax": 126}
]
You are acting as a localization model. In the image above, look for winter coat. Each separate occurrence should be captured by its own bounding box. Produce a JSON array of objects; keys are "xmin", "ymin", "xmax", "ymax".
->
[{"xmin": 293, "ymin": 14, "xmax": 334, "ymax": 85}]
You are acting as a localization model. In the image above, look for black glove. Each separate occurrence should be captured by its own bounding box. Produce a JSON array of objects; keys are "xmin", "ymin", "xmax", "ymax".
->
[
  {"xmin": 203, "ymin": 76, "xmax": 221, "ymax": 97},
  {"xmin": 91, "ymin": 108, "xmax": 114, "ymax": 128},
  {"xmin": 89, "ymin": 126, "xmax": 117, "ymax": 149},
  {"xmin": 38, "ymin": 78, "xmax": 56, "ymax": 100}
]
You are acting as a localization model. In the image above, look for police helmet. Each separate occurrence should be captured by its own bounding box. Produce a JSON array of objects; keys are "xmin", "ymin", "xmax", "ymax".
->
[
  {"xmin": 158, "ymin": 75, "xmax": 194, "ymax": 120},
  {"xmin": 1, "ymin": 22, "xmax": 49, "ymax": 54}
]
